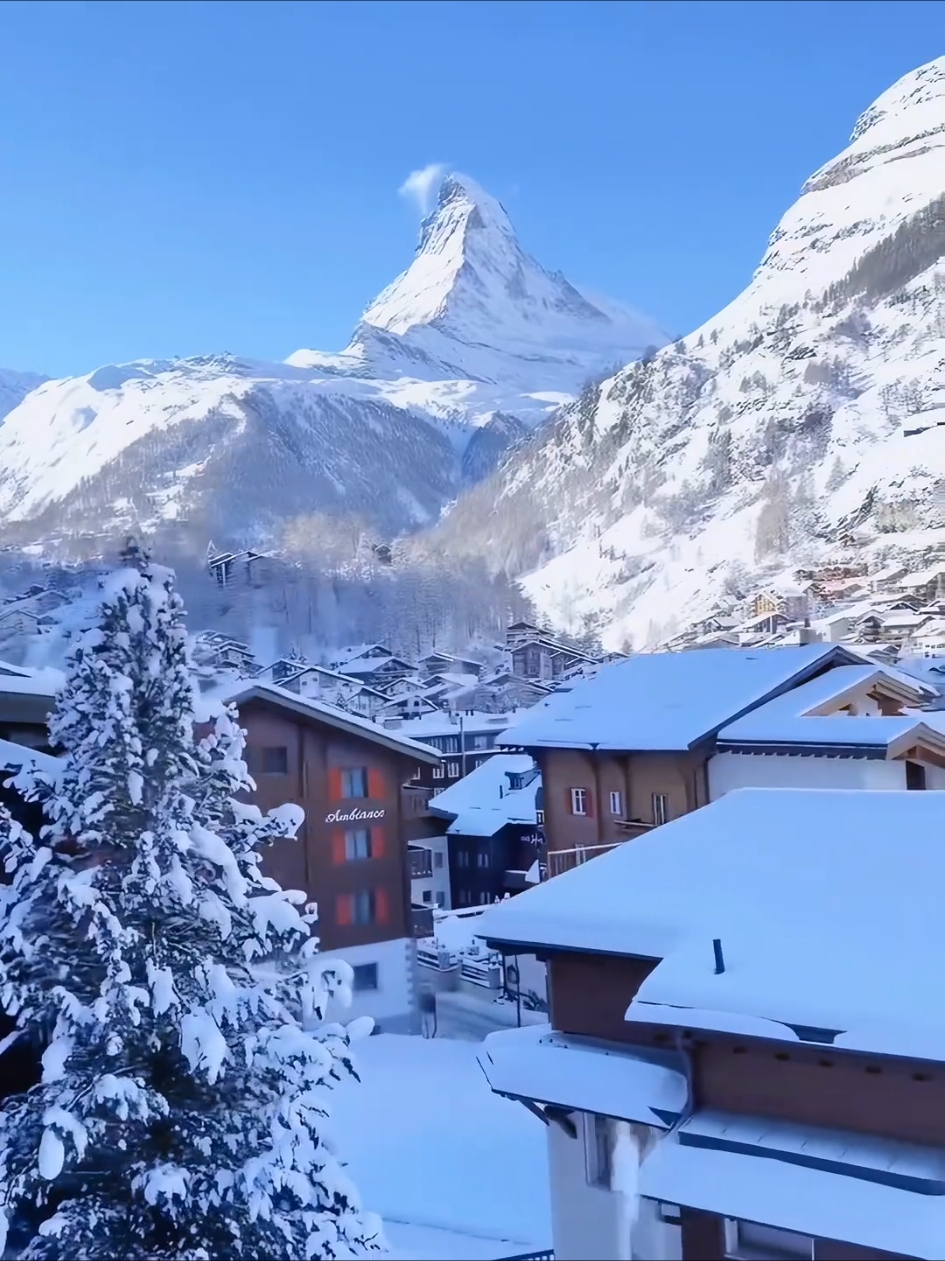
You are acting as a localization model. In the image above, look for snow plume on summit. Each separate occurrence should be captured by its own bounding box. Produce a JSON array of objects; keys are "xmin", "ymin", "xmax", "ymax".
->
[
  {"xmin": 0, "ymin": 173, "xmax": 664, "ymax": 551},
  {"xmin": 348, "ymin": 172, "xmax": 667, "ymax": 390},
  {"xmin": 427, "ymin": 57, "xmax": 945, "ymax": 650}
]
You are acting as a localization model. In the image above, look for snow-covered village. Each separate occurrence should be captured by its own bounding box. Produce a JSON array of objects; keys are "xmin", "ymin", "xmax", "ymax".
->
[{"xmin": 4, "ymin": 6, "xmax": 945, "ymax": 1259}]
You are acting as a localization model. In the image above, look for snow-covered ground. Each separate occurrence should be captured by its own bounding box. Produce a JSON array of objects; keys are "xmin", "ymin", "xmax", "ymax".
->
[{"xmin": 332, "ymin": 1034, "xmax": 552, "ymax": 1260}]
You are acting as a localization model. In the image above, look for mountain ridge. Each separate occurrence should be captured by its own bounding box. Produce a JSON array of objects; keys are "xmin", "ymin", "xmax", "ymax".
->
[
  {"xmin": 423, "ymin": 57, "xmax": 945, "ymax": 650},
  {"xmin": 0, "ymin": 174, "xmax": 665, "ymax": 549}
]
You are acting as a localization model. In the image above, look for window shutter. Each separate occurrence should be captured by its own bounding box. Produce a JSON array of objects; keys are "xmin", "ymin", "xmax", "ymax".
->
[
  {"xmin": 566, "ymin": 787, "xmax": 574, "ymax": 815},
  {"xmin": 328, "ymin": 768, "xmax": 343, "ymax": 801},
  {"xmin": 371, "ymin": 827, "xmax": 386, "ymax": 859},
  {"xmin": 375, "ymin": 888, "xmax": 390, "ymax": 924},
  {"xmin": 368, "ymin": 767, "xmax": 386, "ymax": 800},
  {"xmin": 336, "ymin": 894, "xmax": 352, "ymax": 926},
  {"xmin": 586, "ymin": 792, "xmax": 595, "ymax": 818},
  {"xmin": 332, "ymin": 830, "xmax": 346, "ymax": 865}
]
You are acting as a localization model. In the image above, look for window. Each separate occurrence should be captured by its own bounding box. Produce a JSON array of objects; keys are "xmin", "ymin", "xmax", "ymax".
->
[
  {"xmin": 906, "ymin": 760, "xmax": 927, "ymax": 790},
  {"xmin": 456, "ymin": 850, "xmax": 470, "ymax": 868},
  {"xmin": 723, "ymin": 1220, "xmax": 814, "ymax": 1260},
  {"xmin": 261, "ymin": 746, "xmax": 288, "ymax": 775},
  {"xmin": 433, "ymin": 851, "xmax": 444, "ymax": 869},
  {"xmin": 652, "ymin": 792, "xmax": 669, "ymax": 825},
  {"xmin": 341, "ymin": 767, "xmax": 369, "ymax": 799},
  {"xmin": 457, "ymin": 889, "xmax": 470, "ymax": 906},
  {"xmin": 583, "ymin": 1114, "xmax": 611, "ymax": 1189},
  {"xmin": 476, "ymin": 851, "xmax": 490, "ymax": 868},
  {"xmin": 570, "ymin": 787, "xmax": 588, "ymax": 816},
  {"xmin": 472, "ymin": 735, "xmax": 489, "ymax": 750},
  {"xmin": 351, "ymin": 891, "xmax": 376, "ymax": 924},
  {"xmin": 410, "ymin": 766, "xmax": 421, "ymax": 781},
  {"xmin": 432, "ymin": 764, "xmax": 445, "ymax": 780},
  {"xmin": 422, "ymin": 890, "xmax": 432, "ymax": 903},
  {"xmin": 478, "ymin": 891, "xmax": 491, "ymax": 904},
  {"xmin": 352, "ymin": 963, "xmax": 378, "ymax": 992},
  {"xmin": 536, "ymin": 808, "xmax": 545, "ymax": 826},
  {"xmin": 336, "ymin": 890, "xmax": 385, "ymax": 926},
  {"xmin": 609, "ymin": 790, "xmax": 623, "ymax": 816},
  {"xmin": 435, "ymin": 892, "xmax": 446, "ymax": 908},
  {"xmin": 447, "ymin": 761, "xmax": 460, "ymax": 778},
  {"xmin": 345, "ymin": 828, "xmax": 373, "ymax": 861}
]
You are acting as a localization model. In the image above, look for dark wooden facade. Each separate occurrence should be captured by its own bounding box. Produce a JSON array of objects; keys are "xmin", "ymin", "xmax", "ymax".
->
[
  {"xmin": 238, "ymin": 695, "xmax": 438, "ymax": 952},
  {"xmin": 541, "ymin": 946, "xmax": 940, "ymax": 1260}
]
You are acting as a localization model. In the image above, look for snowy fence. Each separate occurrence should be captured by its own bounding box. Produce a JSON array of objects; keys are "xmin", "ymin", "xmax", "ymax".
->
[{"xmin": 498, "ymin": 1251, "xmax": 554, "ymax": 1260}]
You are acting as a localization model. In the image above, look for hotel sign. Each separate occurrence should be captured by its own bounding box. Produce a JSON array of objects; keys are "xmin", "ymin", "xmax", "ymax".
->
[{"xmin": 324, "ymin": 807, "xmax": 386, "ymax": 823}]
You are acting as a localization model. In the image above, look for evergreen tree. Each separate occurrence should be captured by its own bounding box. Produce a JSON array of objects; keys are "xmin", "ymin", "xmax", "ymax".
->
[{"xmin": 0, "ymin": 549, "xmax": 382, "ymax": 1260}]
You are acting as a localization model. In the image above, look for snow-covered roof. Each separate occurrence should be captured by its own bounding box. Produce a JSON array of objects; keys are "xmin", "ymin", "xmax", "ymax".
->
[
  {"xmin": 384, "ymin": 709, "xmax": 525, "ymax": 739},
  {"xmin": 477, "ymin": 788, "xmax": 945, "ymax": 1061},
  {"xmin": 0, "ymin": 658, "xmax": 33, "ymax": 677},
  {"xmin": 497, "ymin": 645, "xmax": 852, "ymax": 753},
  {"xmin": 641, "ymin": 1113, "xmax": 945, "ymax": 1260},
  {"xmin": 429, "ymin": 754, "xmax": 538, "ymax": 836},
  {"xmin": 0, "ymin": 669, "xmax": 62, "ymax": 699},
  {"xmin": 210, "ymin": 681, "xmax": 441, "ymax": 764},
  {"xmin": 478, "ymin": 1024, "xmax": 687, "ymax": 1127},
  {"xmin": 716, "ymin": 663, "xmax": 939, "ymax": 749},
  {"xmin": 0, "ymin": 738, "xmax": 60, "ymax": 776}
]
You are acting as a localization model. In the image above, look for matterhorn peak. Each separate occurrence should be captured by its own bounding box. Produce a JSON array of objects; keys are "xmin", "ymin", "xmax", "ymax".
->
[{"xmin": 355, "ymin": 170, "xmax": 667, "ymax": 385}]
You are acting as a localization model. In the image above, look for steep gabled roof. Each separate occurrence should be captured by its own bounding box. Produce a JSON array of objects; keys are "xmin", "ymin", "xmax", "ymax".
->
[
  {"xmin": 498, "ymin": 645, "xmax": 858, "ymax": 753},
  {"xmin": 211, "ymin": 681, "xmax": 441, "ymax": 764}
]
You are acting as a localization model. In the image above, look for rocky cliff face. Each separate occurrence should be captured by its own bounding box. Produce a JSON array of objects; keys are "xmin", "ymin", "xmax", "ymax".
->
[{"xmin": 428, "ymin": 57, "xmax": 945, "ymax": 649}]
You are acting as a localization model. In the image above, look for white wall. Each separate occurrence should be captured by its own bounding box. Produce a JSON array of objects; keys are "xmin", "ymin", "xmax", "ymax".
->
[
  {"xmin": 410, "ymin": 834, "xmax": 451, "ymax": 909},
  {"xmin": 708, "ymin": 752, "xmax": 906, "ymax": 798},
  {"xmin": 548, "ymin": 1116, "xmax": 625, "ymax": 1261},
  {"xmin": 319, "ymin": 936, "xmax": 417, "ymax": 1034}
]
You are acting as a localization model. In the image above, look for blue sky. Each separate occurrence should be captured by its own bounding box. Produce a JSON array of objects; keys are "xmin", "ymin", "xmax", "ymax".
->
[{"xmin": 1, "ymin": 0, "xmax": 944, "ymax": 378}]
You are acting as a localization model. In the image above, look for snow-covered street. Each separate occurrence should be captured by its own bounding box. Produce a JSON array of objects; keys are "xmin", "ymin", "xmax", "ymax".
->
[{"xmin": 332, "ymin": 1034, "xmax": 552, "ymax": 1261}]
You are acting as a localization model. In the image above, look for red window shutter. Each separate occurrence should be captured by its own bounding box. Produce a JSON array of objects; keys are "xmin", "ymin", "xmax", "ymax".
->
[
  {"xmin": 328, "ymin": 768, "xmax": 343, "ymax": 801},
  {"xmin": 332, "ymin": 830, "xmax": 346, "ymax": 865},
  {"xmin": 375, "ymin": 888, "xmax": 389, "ymax": 924},
  {"xmin": 367, "ymin": 767, "xmax": 385, "ymax": 800},
  {"xmin": 336, "ymin": 894, "xmax": 352, "ymax": 926},
  {"xmin": 586, "ymin": 791, "xmax": 595, "ymax": 818},
  {"xmin": 371, "ymin": 827, "xmax": 385, "ymax": 859},
  {"xmin": 565, "ymin": 787, "xmax": 574, "ymax": 815}
]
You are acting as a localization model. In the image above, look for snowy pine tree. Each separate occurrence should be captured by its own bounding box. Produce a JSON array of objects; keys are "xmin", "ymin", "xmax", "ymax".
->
[{"xmin": 0, "ymin": 548, "xmax": 383, "ymax": 1260}]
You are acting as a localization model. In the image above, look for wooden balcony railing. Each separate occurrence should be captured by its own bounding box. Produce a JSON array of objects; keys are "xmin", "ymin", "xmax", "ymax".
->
[
  {"xmin": 545, "ymin": 824, "xmax": 654, "ymax": 879},
  {"xmin": 401, "ymin": 784, "xmax": 435, "ymax": 819}
]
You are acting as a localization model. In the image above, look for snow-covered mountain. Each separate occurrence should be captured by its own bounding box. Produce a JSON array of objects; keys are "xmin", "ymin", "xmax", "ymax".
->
[
  {"xmin": 0, "ymin": 176, "xmax": 665, "ymax": 548},
  {"xmin": 428, "ymin": 56, "xmax": 945, "ymax": 650},
  {"xmin": 0, "ymin": 369, "xmax": 47, "ymax": 422}
]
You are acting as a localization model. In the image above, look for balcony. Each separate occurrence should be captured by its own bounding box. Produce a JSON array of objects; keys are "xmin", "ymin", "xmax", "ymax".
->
[
  {"xmin": 411, "ymin": 903, "xmax": 435, "ymax": 938},
  {"xmin": 402, "ymin": 784, "xmax": 435, "ymax": 819},
  {"xmin": 547, "ymin": 842, "xmax": 622, "ymax": 878},
  {"xmin": 408, "ymin": 845, "xmax": 433, "ymax": 879}
]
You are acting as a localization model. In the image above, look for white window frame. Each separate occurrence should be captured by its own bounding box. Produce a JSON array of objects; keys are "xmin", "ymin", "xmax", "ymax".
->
[
  {"xmin": 570, "ymin": 787, "xmax": 588, "ymax": 816},
  {"xmin": 447, "ymin": 761, "xmax": 460, "ymax": 778},
  {"xmin": 609, "ymin": 789, "xmax": 623, "ymax": 816},
  {"xmin": 652, "ymin": 792, "xmax": 669, "ymax": 825},
  {"xmin": 723, "ymin": 1219, "xmax": 814, "ymax": 1260},
  {"xmin": 432, "ymin": 764, "xmax": 445, "ymax": 780},
  {"xmin": 583, "ymin": 1113, "xmax": 611, "ymax": 1189}
]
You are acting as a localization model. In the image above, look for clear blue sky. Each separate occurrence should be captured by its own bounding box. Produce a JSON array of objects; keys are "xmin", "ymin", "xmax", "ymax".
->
[{"xmin": 1, "ymin": 0, "xmax": 943, "ymax": 378}]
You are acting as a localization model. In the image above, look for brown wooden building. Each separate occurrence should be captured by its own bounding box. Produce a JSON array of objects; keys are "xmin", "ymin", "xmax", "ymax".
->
[
  {"xmin": 498, "ymin": 644, "xmax": 869, "ymax": 875},
  {"xmin": 225, "ymin": 682, "xmax": 441, "ymax": 946},
  {"xmin": 477, "ymin": 788, "xmax": 945, "ymax": 1261},
  {"xmin": 223, "ymin": 682, "xmax": 441, "ymax": 1030}
]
